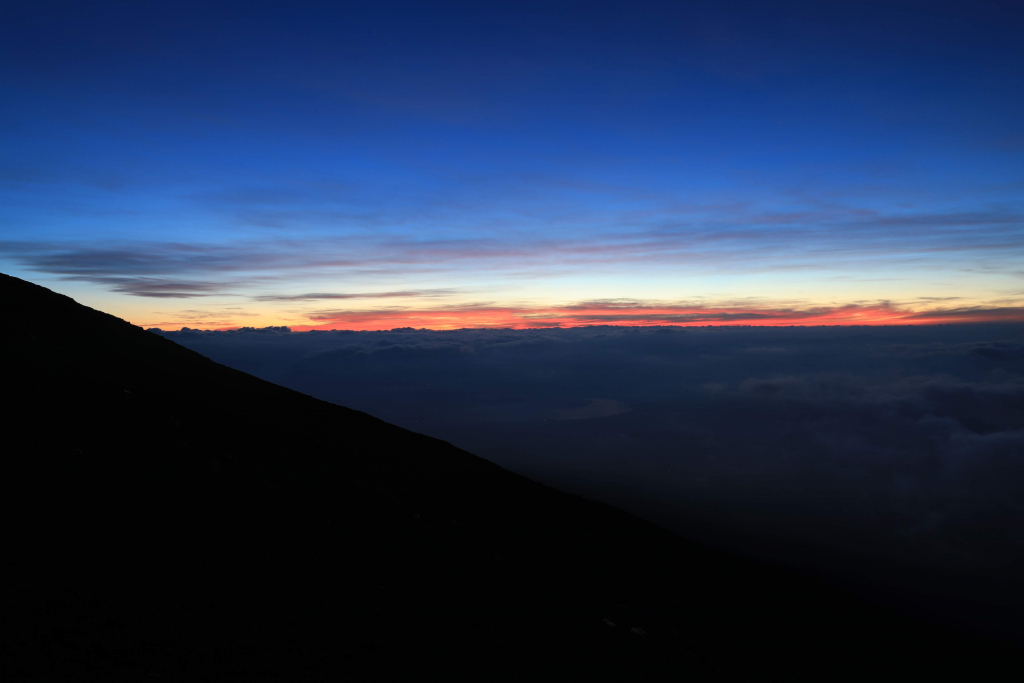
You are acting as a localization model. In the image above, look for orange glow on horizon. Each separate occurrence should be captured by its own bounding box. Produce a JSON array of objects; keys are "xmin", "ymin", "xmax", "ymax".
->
[{"xmin": 274, "ymin": 301, "xmax": 1024, "ymax": 332}]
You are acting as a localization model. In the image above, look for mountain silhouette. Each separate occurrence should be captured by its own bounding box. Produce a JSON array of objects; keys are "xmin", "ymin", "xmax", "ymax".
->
[{"xmin": 1, "ymin": 273, "xmax": 1016, "ymax": 679}]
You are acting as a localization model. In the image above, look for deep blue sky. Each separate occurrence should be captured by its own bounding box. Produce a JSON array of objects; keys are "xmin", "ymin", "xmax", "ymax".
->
[{"xmin": 2, "ymin": 1, "xmax": 1022, "ymax": 328}]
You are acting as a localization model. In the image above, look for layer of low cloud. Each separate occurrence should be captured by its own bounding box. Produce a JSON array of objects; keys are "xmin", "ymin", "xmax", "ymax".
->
[{"xmin": 154, "ymin": 323, "xmax": 1024, "ymax": 638}]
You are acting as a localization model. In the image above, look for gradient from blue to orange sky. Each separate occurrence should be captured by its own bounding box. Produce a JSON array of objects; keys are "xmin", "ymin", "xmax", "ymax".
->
[{"xmin": 1, "ymin": 1, "xmax": 1022, "ymax": 329}]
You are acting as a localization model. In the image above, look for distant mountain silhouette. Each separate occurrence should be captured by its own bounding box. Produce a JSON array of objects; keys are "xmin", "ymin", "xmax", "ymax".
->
[{"xmin": 1, "ymin": 273, "xmax": 1016, "ymax": 679}]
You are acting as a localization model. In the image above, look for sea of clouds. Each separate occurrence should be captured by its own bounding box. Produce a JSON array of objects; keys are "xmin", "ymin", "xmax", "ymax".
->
[{"xmin": 154, "ymin": 323, "xmax": 1024, "ymax": 638}]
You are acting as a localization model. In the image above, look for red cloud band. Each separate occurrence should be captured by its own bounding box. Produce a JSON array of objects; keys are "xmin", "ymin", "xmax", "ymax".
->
[{"xmin": 288, "ymin": 302, "xmax": 1024, "ymax": 331}]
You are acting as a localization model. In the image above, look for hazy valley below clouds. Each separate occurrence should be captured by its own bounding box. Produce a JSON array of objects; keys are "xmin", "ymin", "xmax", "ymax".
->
[{"xmin": 155, "ymin": 323, "xmax": 1024, "ymax": 638}]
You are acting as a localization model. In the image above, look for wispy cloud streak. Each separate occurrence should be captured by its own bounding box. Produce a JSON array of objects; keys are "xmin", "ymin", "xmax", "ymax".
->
[
  {"xmin": 254, "ymin": 289, "xmax": 458, "ymax": 302},
  {"xmin": 3, "ymin": 203, "xmax": 1023, "ymax": 297}
]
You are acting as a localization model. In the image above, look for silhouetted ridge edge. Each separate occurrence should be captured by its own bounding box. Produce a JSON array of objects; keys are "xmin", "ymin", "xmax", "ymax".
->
[{"xmin": 1, "ymin": 272, "xmax": 1016, "ymax": 680}]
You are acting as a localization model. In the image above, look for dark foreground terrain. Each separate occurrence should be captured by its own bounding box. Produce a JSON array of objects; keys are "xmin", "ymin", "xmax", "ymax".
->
[{"xmin": 1, "ymin": 273, "xmax": 1017, "ymax": 679}]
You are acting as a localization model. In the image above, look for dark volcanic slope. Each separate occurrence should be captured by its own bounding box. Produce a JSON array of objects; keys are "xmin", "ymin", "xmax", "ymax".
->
[{"xmin": 0, "ymin": 274, "xmax": 1015, "ymax": 679}]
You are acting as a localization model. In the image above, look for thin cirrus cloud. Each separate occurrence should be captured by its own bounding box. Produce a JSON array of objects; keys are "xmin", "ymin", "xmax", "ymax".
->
[
  {"xmin": 253, "ymin": 289, "xmax": 460, "ymax": 302},
  {"xmin": 3, "ymin": 202, "xmax": 1023, "ymax": 280},
  {"xmin": 87, "ymin": 277, "xmax": 232, "ymax": 299},
  {"xmin": 1, "ymin": 195, "xmax": 1023, "ymax": 329}
]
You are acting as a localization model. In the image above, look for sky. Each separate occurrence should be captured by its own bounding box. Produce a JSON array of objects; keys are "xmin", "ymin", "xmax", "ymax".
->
[{"xmin": 2, "ymin": 0, "xmax": 1023, "ymax": 329}]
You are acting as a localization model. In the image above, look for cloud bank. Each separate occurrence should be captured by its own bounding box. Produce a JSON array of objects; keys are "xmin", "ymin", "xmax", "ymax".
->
[{"xmin": 155, "ymin": 322, "xmax": 1024, "ymax": 638}]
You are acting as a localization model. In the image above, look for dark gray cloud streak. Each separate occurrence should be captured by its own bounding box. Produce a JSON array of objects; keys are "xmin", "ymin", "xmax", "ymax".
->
[
  {"xmin": 154, "ymin": 323, "xmax": 1024, "ymax": 639},
  {"xmin": 254, "ymin": 289, "xmax": 459, "ymax": 302}
]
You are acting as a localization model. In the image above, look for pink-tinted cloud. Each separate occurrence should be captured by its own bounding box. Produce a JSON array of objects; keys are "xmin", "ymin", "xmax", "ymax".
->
[{"xmin": 289, "ymin": 300, "xmax": 1024, "ymax": 331}]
